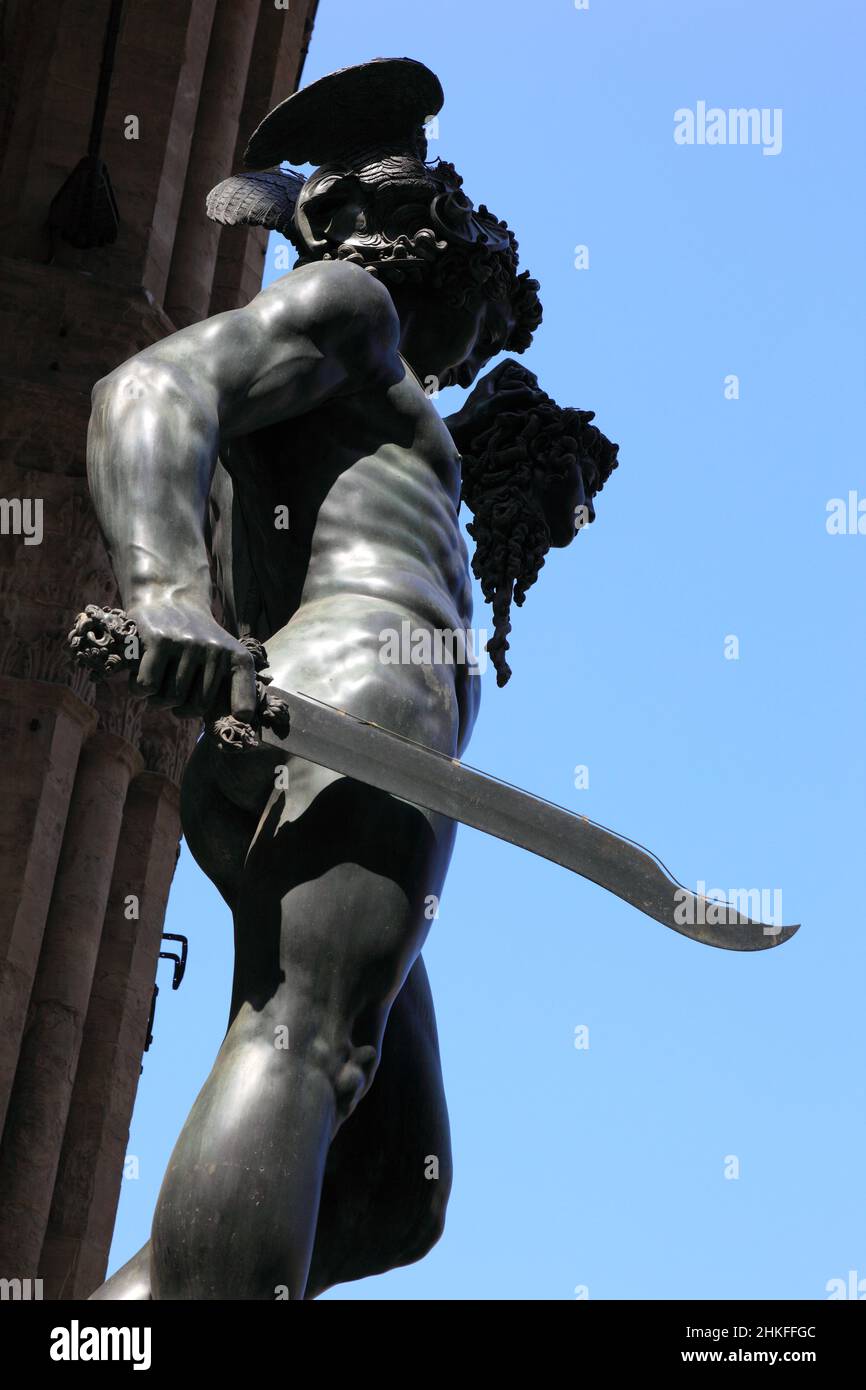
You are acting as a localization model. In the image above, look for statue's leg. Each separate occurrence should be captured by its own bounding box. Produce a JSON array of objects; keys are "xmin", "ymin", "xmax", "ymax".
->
[
  {"xmin": 88, "ymin": 1244, "xmax": 151, "ymax": 1300},
  {"xmin": 149, "ymin": 756, "xmax": 457, "ymax": 1300},
  {"xmin": 306, "ymin": 951, "xmax": 452, "ymax": 1297},
  {"xmin": 88, "ymin": 957, "xmax": 450, "ymax": 1301}
]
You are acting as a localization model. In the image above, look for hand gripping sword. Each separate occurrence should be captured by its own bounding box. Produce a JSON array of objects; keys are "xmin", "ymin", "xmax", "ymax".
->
[{"xmin": 68, "ymin": 606, "xmax": 800, "ymax": 953}]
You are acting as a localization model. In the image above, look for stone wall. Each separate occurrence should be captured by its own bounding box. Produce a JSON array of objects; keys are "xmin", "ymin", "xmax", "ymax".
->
[{"xmin": 0, "ymin": 0, "xmax": 318, "ymax": 1298}]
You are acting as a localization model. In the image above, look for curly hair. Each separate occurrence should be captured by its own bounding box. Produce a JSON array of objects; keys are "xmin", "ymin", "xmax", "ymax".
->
[
  {"xmin": 292, "ymin": 155, "xmax": 542, "ymax": 354},
  {"xmin": 458, "ymin": 371, "xmax": 619, "ymax": 686}
]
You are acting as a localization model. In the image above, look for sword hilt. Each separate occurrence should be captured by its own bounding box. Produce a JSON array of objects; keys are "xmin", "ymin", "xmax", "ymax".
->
[{"xmin": 67, "ymin": 604, "xmax": 290, "ymax": 752}]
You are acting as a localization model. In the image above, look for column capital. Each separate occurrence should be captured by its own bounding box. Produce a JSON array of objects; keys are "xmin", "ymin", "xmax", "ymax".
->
[{"xmin": 0, "ymin": 674, "xmax": 98, "ymax": 736}]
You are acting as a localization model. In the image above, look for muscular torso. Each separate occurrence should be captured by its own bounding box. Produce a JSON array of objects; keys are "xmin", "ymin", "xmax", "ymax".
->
[{"xmin": 210, "ymin": 359, "xmax": 481, "ymax": 757}]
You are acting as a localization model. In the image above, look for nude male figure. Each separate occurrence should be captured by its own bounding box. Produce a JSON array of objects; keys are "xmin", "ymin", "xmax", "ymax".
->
[{"xmin": 86, "ymin": 60, "xmax": 571, "ymax": 1299}]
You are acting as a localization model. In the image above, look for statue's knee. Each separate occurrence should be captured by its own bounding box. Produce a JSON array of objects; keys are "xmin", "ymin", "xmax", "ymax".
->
[
  {"xmin": 269, "ymin": 1005, "xmax": 380, "ymax": 1121},
  {"xmin": 327, "ymin": 1039, "xmax": 379, "ymax": 1121}
]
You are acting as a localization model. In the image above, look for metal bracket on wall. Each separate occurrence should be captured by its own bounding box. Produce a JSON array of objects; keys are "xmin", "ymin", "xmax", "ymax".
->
[
  {"xmin": 159, "ymin": 933, "xmax": 188, "ymax": 991},
  {"xmin": 142, "ymin": 933, "xmax": 189, "ymax": 1067}
]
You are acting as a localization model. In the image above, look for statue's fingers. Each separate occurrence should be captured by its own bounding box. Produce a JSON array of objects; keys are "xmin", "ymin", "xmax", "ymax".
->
[
  {"xmin": 201, "ymin": 645, "xmax": 227, "ymax": 711},
  {"xmin": 168, "ymin": 646, "xmax": 201, "ymax": 709},
  {"xmin": 171, "ymin": 668, "xmax": 206, "ymax": 721},
  {"xmin": 132, "ymin": 641, "xmax": 170, "ymax": 698},
  {"xmin": 229, "ymin": 649, "xmax": 257, "ymax": 724}
]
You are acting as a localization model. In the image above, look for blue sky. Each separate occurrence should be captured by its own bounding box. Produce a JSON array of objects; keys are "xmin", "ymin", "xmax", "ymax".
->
[{"xmin": 110, "ymin": 0, "xmax": 865, "ymax": 1299}]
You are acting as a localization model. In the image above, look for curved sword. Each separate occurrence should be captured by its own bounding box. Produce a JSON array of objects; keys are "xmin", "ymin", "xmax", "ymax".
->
[
  {"xmin": 68, "ymin": 606, "xmax": 800, "ymax": 952},
  {"xmin": 269, "ymin": 687, "xmax": 800, "ymax": 953}
]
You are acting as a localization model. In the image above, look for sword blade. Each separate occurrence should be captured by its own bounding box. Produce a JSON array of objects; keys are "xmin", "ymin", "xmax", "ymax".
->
[{"xmin": 272, "ymin": 687, "xmax": 799, "ymax": 952}]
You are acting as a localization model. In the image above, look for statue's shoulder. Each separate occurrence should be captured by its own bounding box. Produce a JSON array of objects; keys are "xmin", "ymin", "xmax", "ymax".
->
[{"xmin": 260, "ymin": 259, "xmax": 400, "ymax": 357}]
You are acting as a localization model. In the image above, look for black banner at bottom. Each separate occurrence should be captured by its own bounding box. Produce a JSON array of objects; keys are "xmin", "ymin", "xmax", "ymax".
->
[{"xmin": 2, "ymin": 1297, "xmax": 862, "ymax": 1374}]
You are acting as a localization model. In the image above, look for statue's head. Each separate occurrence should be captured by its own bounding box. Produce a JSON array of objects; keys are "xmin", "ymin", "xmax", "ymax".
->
[
  {"xmin": 234, "ymin": 59, "xmax": 542, "ymax": 387},
  {"xmin": 291, "ymin": 151, "xmax": 540, "ymax": 385}
]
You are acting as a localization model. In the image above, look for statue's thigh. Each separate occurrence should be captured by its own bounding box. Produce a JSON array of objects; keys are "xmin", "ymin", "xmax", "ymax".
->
[
  {"xmin": 234, "ymin": 758, "xmax": 457, "ymax": 1023},
  {"xmin": 179, "ymin": 735, "xmax": 263, "ymax": 906}
]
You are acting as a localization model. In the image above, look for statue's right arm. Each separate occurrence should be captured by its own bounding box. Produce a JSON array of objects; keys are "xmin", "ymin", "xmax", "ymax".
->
[{"xmin": 87, "ymin": 261, "xmax": 402, "ymax": 720}]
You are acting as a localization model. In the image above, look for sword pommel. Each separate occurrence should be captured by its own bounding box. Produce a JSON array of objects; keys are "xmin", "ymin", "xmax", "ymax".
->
[{"xmin": 67, "ymin": 604, "xmax": 288, "ymax": 751}]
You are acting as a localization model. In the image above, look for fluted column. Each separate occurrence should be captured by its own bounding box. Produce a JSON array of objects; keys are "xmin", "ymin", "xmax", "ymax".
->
[
  {"xmin": 39, "ymin": 771, "xmax": 182, "ymax": 1298},
  {"xmin": 0, "ymin": 677, "xmax": 97, "ymax": 1136},
  {"xmin": 164, "ymin": 0, "xmax": 260, "ymax": 327},
  {"xmin": 209, "ymin": 0, "xmax": 319, "ymax": 315},
  {"xmin": 0, "ymin": 729, "xmax": 143, "ymax": 1277}
]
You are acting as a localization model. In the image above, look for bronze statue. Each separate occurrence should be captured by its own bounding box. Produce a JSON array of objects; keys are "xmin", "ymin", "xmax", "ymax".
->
[{"xmin": 79, "ymin": 59, "xmax": 796, "ymax": 1301}]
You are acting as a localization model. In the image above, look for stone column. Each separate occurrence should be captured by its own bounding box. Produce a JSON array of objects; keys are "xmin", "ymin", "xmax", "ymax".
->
[
  {"xmin": 0, "ymin": 677, "xmax": 97, "ymax": 1136},
  {"xmin": 164, "ymin": 0, "xmax": 260, "ymax": 327},
  {"xmin": 0, "ymin": 728, "xmax": 142, "ymax": 1278},
  {"xmin": 209, "ymin": 0, "xmax": 319, "ymax": 315},
  {"xmin": 39, "ymin": 771, "xmax": 182, "ymax": 1298}
]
